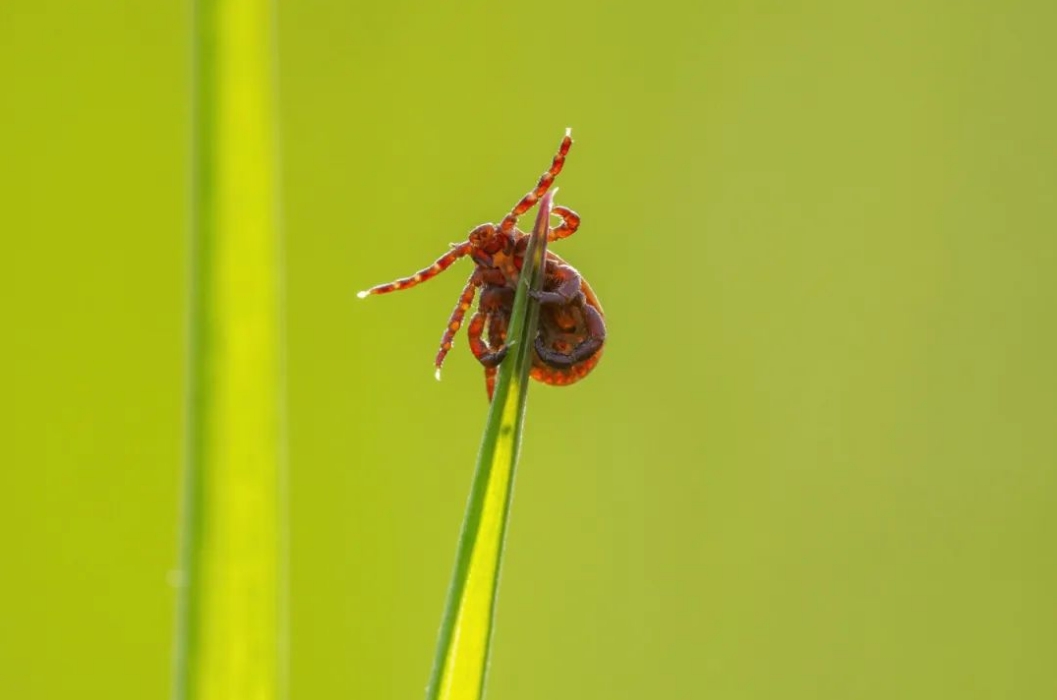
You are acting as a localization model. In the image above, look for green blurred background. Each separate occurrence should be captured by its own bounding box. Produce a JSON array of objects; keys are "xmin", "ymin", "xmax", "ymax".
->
[{"xmin": 3, "ymin": 1, "xmax": 1056, "ymax": 698}]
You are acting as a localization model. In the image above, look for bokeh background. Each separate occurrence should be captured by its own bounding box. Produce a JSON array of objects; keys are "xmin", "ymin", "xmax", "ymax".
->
[{"xmin": 3, "ymin": 1, "xmax": 1056, "ymax": 698}]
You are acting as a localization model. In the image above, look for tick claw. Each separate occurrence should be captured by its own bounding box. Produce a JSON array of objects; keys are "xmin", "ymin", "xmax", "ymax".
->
[
  {"xmin": 434, "ymin": 367, "xmax": 442, "ymax": 381},
  {"xmin": 357, "ymin": 290, "xmax": 370, "ymax": 299}
]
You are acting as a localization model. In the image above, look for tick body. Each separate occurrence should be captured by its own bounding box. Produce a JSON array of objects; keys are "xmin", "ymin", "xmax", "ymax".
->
[{"xmin": 358, "ymin": 129, "xmax": 605, "ymax": 400}]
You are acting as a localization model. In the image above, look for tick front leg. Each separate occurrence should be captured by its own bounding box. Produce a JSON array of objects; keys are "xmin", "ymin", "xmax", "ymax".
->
[
  {"xmin": 358, "ymin": 242, "xmax": 472, "ymax": 297},
  {"xmin": 499, "ymin": 129, "xmax": 573, "ymax": 234},
  {"xmin": 530, "ymin": 263, "xmax": 583, "ymax": 306}
]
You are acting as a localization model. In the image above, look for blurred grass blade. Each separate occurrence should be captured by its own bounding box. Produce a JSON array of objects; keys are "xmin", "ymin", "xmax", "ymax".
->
[
  {"xmin": 173, "ymin": 0, "xmax": 286, "ymax": 699},
  {"xmin": 425, "ymin": 190, "xmax": 554, "ymax": 700}
]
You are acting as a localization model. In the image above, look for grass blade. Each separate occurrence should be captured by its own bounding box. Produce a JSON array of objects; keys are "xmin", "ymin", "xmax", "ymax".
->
[
  {"xmin": 424, "ymin": 190, "xmax": 554, "ymax": 700},
  {"xmin": 173, "ymin": 0, "xmax": 285, "ymax": 698}
]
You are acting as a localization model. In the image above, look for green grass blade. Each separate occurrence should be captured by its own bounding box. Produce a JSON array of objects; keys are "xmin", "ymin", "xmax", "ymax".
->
[
  {"xmin": 425, "ymin": 190, "xmax": 554, "ymax": 700},
  {"xmin": 173, "ymin": 0, "xmax": 286, "ymax": 699}
]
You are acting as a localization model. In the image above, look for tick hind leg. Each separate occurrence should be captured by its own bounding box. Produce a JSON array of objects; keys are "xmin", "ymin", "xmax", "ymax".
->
[
  {"xmin": 468, "ymin": 310, "xmax": 512, "ymax": 400},
  {"xmin": 535, "ymin": 304, "xmax": 606, "ymax": 368},
  {"xmin": 484, "ymin": 366, "xmax": 499, "ymax": 401},
  {"xmin": 467, "ymin": 311, "xmax": 510, "ymax": 368}
]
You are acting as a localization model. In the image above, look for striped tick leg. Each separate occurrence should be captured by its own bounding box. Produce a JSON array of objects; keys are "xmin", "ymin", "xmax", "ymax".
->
[
  {"xmin": 357, "ymin": 241, "xmax": 472, "ymax": 298},
  {"xmin": 484, "ymin": 366, "xmax": 499, "ymax": 401},
  {"xmin": 433, "ymin": 274, "xmax": 478, "ymax": 380},
  {"xmin": 549, "ymin": 205, "xmax": 581, "ymax": 241},
  {"xmin": 498, "ymin": 128, "xmax": 574, "ymax": 234},
  {"xmin": 467, "ymin": 309, "xmax": 512, "ymax": 401},
  {"xmin": 467, "ymin": 311, "xmax": 509, "ymax": 368}
]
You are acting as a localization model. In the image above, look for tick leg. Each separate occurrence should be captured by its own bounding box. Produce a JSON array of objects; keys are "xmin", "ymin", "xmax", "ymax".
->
[
  {"xmin": 487, "ymin": 310, "xmax": 509, "ymax": 349},
  {"xmin": 484, "ymin": 366, "xmax": 498, "ymax": 401},
  {"xmin": 583, "ymin": 302, "xmax": 606, "ymax": 340},
  {"xmin": 534, "ymin": 305, "xmax": 606, "ymax": 367},
  {"xmin": 434, "ymin": 274, "xmax": 478, "ymax": 379},
  {"xmin": 530, "ymin": 263, "xmax": 583, "ymax": 305},
  {"xmin": 548, "ymin": 205, "xmax": 581, "ymax": 241},
  {"xmin": 468, "ymin": 311, "xmax": 509, "ymax": 367},
  {"xmin": 483, "ymin": 311, "xmax": 512, "ymax": 399},
  {"xmin": 358, "ymin": 242, "xmax": 472, "ymax": 297},
  {"xmin": 467, "ymin": 311, "xmax": 488, "ymax": 361},
  {"xmin": 499, "ymin": 129, "xmax": 573, "ymax": 234}
]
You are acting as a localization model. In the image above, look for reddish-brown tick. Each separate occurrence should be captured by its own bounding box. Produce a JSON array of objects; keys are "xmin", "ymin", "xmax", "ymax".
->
[{"xmin": 358, "ymin": 129, "xmax": 606, "ymax": 400}]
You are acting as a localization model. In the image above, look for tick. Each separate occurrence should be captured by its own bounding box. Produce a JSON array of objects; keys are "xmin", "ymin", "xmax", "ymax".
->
[{"xmin": 358, "ymin": 129, "xmax": 605, "ymax": 400}]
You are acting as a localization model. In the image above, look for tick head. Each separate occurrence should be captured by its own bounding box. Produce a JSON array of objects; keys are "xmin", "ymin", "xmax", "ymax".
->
[{"xmin": 468, "ymin": 224, "xmax": 508, "ymax": 255}]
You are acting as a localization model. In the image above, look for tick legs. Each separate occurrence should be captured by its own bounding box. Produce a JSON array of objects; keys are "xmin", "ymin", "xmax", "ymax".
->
[
  {"xmin": 533, "ymin": 267, "xmax": 602, "ymax": 364},
  {"xmin": 467, "ymin": 311, "xmax": 510, "ymax": 368},
  {"xmin": 358, "ymin": 241, "xmax": 472, "ymax": 297},
  {"xmin": 549, "ymin": 205, "xmax": 580, "ymax": 241},
  {"xmin": 534, "ymin": 304, "xmax": 606, "ymax": 368},
  {"xmin": 498, "ymin": 129, "xmax": 573, "ymax": 234},
  {"xmin": 468, "ymin": 309, "xmax": 512, "ymax": 401},
  {"xmin": 484, "ymin": 312, "xmax": 509, "ymax": 400},
  {"xmin": 433, "ymin": 274, "xmax": 478, "ymax": 379},
  {"xmin": 530, "ymin": 263, "xmax": 583, "ymax": 306}
]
